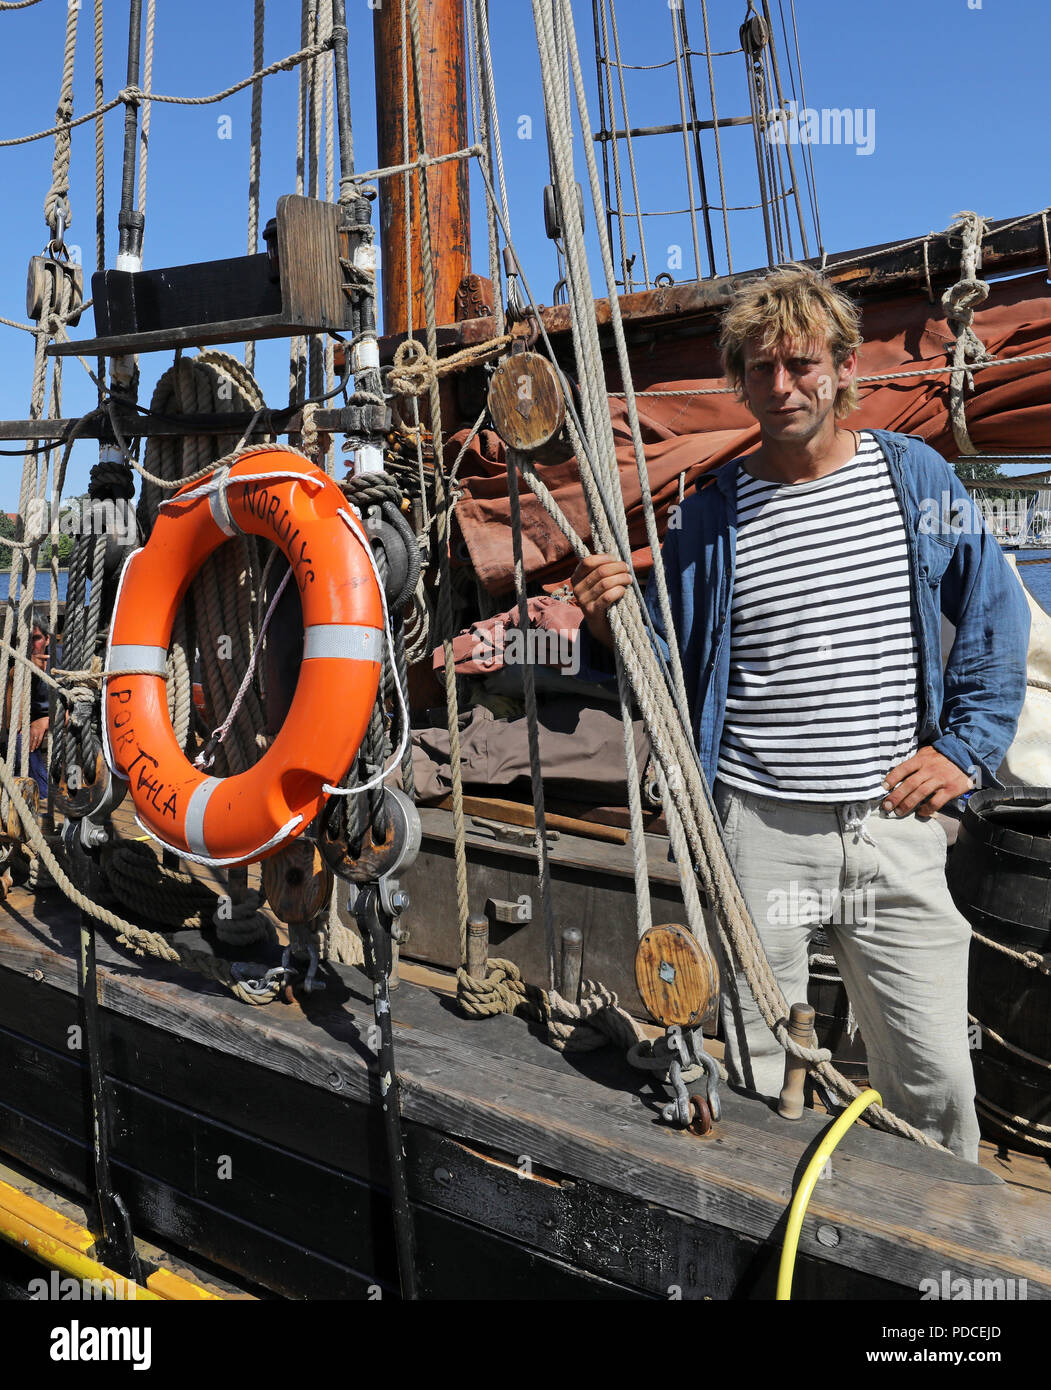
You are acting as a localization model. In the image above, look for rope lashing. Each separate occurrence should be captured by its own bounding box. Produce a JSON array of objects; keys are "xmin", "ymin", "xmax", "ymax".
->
[
  {"xmin": 942, "ymin": 210, "xmax": 992, "ymax": 456},
  {"xmin": 456, "ymin": 957, "xmax": 642, "ymax": 1054},
  {"xmin": 387, "ymin": 334, "xmax": 513, "ymax": 398}
]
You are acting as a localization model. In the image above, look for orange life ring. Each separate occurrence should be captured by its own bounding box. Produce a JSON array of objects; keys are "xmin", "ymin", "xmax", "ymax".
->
[{"xmin": 103, "ymin": 447, "xmax": 384, "ymax": 865}]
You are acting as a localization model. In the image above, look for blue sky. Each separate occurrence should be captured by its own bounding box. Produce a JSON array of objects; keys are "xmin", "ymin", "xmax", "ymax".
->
[{"xmin": 0, "ymin": 0, "xmax": 1047, "ymax": 511}]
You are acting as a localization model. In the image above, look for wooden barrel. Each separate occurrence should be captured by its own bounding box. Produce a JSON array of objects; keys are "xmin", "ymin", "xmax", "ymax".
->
[{"xmin": 946, "ymin": 788, "xmax": 1051, "ymax": 1156}]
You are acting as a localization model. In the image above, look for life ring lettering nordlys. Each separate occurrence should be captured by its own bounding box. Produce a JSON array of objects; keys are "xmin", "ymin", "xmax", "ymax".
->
[{"xmin": 103, "ymin": 447, "xmax": 384, "ymax": 866}]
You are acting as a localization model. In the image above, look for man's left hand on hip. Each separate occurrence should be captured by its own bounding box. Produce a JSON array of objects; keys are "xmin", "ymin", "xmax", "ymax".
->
[{"xmin": 882, "ymin": 747, "xmax": 975, "ymax": 818}]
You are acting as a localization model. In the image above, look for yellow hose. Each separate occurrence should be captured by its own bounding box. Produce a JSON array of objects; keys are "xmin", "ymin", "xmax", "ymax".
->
[
  {"xmin": 776, "ymin": 1088, "xmax": 882, "ymax": 1301},
  {"xmin": 0, "ymin": 1178, "xmax": 221, "ymax": 1300}
]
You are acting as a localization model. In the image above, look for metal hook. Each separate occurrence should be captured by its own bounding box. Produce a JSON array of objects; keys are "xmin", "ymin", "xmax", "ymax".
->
[{"xmin": 48, "ymin": 212, "xmax": 66, "ymax": 257}]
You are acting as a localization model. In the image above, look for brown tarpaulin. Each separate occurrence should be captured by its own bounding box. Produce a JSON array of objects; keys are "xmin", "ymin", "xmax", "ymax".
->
[{"xmin": 451, "ymin": 272, "xmax": 1051, "ymax": 595}]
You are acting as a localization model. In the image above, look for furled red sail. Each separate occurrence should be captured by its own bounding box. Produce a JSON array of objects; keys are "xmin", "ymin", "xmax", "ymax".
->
[{"xmin": 451, "ymin": 271, "xmax": 1051, "ymax": 595}]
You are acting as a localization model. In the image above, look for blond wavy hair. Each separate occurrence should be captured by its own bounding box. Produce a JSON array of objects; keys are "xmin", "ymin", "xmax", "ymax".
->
[{"xmin": 718, "ymin": 264, "xmax": 863, "ymax": 418}]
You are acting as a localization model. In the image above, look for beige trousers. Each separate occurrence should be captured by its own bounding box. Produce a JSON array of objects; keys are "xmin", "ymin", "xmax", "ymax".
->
[{"xmin": 713, "ymin": 781, "xmax": 980, "ymax": 1162}]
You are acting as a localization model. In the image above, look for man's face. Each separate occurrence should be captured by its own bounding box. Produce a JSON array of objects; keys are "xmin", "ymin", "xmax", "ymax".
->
[{"xmin": 741, "ymin": 335, "xmax": 856, "ymax": 444}]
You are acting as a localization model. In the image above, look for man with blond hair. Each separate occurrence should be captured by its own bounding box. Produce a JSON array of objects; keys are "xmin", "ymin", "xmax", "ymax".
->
[{"xmin": 573, "ymin": 264, "xmax": 1029, "ymax": 1160}]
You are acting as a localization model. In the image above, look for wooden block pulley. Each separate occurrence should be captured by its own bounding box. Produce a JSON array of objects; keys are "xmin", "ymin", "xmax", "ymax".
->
[
  {"xmin": 261, "ymin": 837, "xmax": 333, "ymax": 925},
  {"xmin": 486, "ymin": 351, "xmax": 566, "ymax": 453},
  {"xmin": 634, "ymin": 923, "xmax": 719, "ymax": 1028},
  {"xmin": 27, "ymin": 255, "xmax": 83, "ymax": 327},
  {"xmin": 6, "ymin": 776, "xmax": 39, "ymax": 842}
]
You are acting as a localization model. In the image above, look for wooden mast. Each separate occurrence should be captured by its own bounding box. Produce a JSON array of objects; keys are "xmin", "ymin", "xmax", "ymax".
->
[{"xmin": 373, "ymin": 0, "xmax": 471, "ymax": 338}]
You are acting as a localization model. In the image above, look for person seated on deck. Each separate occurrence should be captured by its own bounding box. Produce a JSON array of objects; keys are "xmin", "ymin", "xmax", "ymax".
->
[
  {"xmin": 2, "ymin": 617, "xmax": 51, "ymax": 798},
  {"xmin": 572, "ymin": 264, "xmax": 1030, "ymax": 1163}
]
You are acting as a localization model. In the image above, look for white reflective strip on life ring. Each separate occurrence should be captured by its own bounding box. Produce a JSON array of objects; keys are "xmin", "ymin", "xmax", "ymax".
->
[
  {"xmin": 107, "ymin": 644, "xmax": 169, "ymax": 678},
  {"xmin": 208, "ymin": 468, "xmax": 240, "ymax": 537},
  {"xmin": 184, "ymin": 776, "xmax": 221, "ymax": 858},
  {"xmin": 302, "ymin": 624, "xmax": 383, "ymax": 662}
]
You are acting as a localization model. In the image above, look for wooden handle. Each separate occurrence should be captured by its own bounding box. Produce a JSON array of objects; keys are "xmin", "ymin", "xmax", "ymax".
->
[
  {"xmin": 560, "ymin": 926, "xmax": 583, "ymax": 1004},
  {"xmin": 436, "ymin": 794, "xmax": 629, "ymax": 845},
  {"xmin": 778, "ymin": 1002, "xmax": 816, "ymax": 1121},
  {"xmin": 466, "ymin": 914, "xmax": 489, "ymax": 980}
]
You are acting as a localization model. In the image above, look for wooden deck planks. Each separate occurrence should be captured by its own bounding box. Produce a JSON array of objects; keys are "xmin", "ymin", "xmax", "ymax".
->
[{"xmin": 0, "ymin": 887, "xmax": 1048, "ymax": 1298}]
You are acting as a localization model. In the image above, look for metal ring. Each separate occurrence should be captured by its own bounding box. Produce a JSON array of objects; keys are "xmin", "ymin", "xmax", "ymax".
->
[{"xmin": 688, "ymin": 1095, "xmax": 713, "ymax": 1136}]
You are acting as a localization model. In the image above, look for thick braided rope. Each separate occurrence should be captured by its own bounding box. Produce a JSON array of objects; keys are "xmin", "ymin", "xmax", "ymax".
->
[
  {"xmin": 975, "ymin": 1098, "xmax": 1051, "ymax": 1151},
  {"xmin": 971, "ymin": 927, "xmax": 1050, "ymax": 974},
  {"xmin": 942, "ymin": 211, "xmax": 992, "ymax": 457},
  {"xmin": 102, "ymin": 839, "xmax": 216, "ymax": 928},
  {"xmin": 43, "ymin": 0, "xmax": 79, "ymax": 234},
  {"xmin": 505, "ymin": 450, "xmax": 558, "ymax": 985},
  {"xmin": 93, "ymin": 0, "xmax": 104, "ymax": 277},
  {"xmin": 538, "ymin": 5, "xmax": 697, "ymax": 947},
  {"xmin": 968, "ymin": 1012, "xmax": 1051, "ymax": 1071},
  {"xmin": 244, "ymin": 0, "xmax": 265, "ymax": 375},
  {"xmin": 407, "ymin": 0, "xmax": 471, "ymax": 964},
  {"xmin": 135, "ymin": 0, "xmax": 156, "ymax": 232},
  {"xmin": 0, "ymin": 37, "xmax": 335, "ymax": 149},
  {"xmin": 137, "ymin": 356, "xmax": 285, "ymax": 776},
  {"xmin": 456, "ymin": 958, "xmax": 643, "ymax": 1053},
  {"xmin": 104, "ymin": 840, "xmax": 275, "ymax": 950}
]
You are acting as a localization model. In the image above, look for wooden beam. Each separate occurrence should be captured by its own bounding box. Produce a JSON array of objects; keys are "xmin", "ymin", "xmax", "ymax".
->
[
  {"xmin": 0, "ymin": 409, "xmax": 350, "ymax": 443},
  {"xmin": 374, "ymin": 210, "xmax": 1051, "ymax": 359}
]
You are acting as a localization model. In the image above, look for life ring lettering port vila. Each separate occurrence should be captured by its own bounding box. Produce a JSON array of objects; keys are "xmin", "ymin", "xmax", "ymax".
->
[{"xmin": 103, "ymin": 447, "xmax": 384, "ymax": 867}]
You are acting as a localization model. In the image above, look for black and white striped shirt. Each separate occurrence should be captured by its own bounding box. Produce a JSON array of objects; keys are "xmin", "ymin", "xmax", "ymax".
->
[{"xmin": 716, "ymin": 433, "xmax": 919, "ymax": 801}]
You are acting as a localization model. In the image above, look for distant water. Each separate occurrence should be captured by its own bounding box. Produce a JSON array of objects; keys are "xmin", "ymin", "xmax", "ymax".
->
[
  {"xmin": 0, "ymin": 572, "xmax": 69, "ymax": 603},
  {"xmin": 1006, "ymin": 548, "xmax": 1051, "ymax": 616}
]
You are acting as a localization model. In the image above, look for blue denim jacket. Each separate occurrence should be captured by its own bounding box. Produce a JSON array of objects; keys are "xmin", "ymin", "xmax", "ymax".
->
[{"xmin": 579, "ymin": 429, "xmax": 1030, "ymax": 790}]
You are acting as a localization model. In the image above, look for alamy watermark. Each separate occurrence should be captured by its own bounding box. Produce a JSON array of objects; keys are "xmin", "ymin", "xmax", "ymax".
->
[
  {"xmin": 767, "ymin": 882, "xmax": 876, "ymax": 928},
  {"xmin": 767, "ymin": 100, "xmax": 876, "ymax": 157},
  {"xmin": 23, "ymin": 497, "xmax": 137, "ymax": 547},
  {"xmin": 919, "ymin": 1269, "xmax": 1026, "ymax": 1300},
  {"xmin": 469, "ymin": 619, "xmax": 580, "ymax": 677},
  {"xmin": 30, "ymin": 1271, "xmax": 142, "ymax": 1302},
  {"xmin": 49, "ymin": 1319, "xmax": 151, "ymax": 1370}
]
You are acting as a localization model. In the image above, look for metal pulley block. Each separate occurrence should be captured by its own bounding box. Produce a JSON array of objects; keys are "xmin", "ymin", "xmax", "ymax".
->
[
  {"xmin": 320, "ymin": 785, "xmax": 422, "ymax": 885},
  {"xmin": 51, "ymin": 750, "xmax": 116, "ymax": 821},
  {"xmin": 26, "ymin": 254, "xmax": 84, "ymax": 327},
  {"xmin": 543, "ymin": 181, "xmax": 585, "ymax": 242}
]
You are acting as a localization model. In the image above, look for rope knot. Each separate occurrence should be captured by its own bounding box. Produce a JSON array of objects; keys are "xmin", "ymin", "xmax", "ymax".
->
[{"xmin": 389, "ymin": 338, "xmax": 435, "ymax": 398}]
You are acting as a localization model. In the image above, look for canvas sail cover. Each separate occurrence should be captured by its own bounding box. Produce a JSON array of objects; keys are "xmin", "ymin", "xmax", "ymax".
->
[{"xmin": 451, "ymin": 271, "xmax": 1051, "ymax": 595}]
